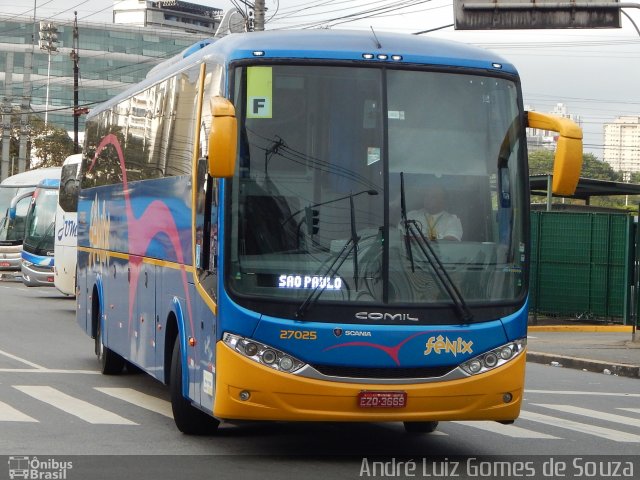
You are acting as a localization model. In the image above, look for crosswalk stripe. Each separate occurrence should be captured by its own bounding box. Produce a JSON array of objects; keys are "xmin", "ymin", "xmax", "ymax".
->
[
  {"xmin": 520, "ymin": 410, "xmax": 640, "ymax": 443},
  {"xmin": 454, "ymin": 420, "xmax": 559, "ymax": 439},
  {"xmin": 526, "ymin": 390, "xmax": 640, "ymax": 398},
  {"xmin": 14, "ymin": 386, "xmax": 137, "ymax": 425},
  {"xmin": 533, "ymin": 404, "xmax": 640, "ymax": 428},
  {"xmin": 94, "ymin": 387, "xmax": 173, "ymax": 418},
  {"xmin": 618, "ymin": 408, "xmax": 640, "ymax": 415},
  {"xmin": 0, "ymin": 400, "xmax": 38, "ymax": 422}
]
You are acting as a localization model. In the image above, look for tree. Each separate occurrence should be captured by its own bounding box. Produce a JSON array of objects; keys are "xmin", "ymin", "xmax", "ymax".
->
[
  {"xmin": 528, "ymin": 149, "xmax": 631, "ymax": 209},
  {"xmin": 29, "ymin": 116, "xmax": 75, "ymax": 168},
  {"xmin": 528, "ymin": 149, "xmax": 554, "ymax": 176},
  {"xmin": 529, "ymin": 149, "xmax": 620, "ymax": 182},
  {"xmin": 0, "ymin": 113, "xmax": 75, "ymax": 174}
]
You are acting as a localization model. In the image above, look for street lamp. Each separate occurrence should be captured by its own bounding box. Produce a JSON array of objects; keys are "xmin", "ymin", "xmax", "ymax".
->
[{"xmin": 38, "ymin": 22, "xmax": 58, "ymax": 127}]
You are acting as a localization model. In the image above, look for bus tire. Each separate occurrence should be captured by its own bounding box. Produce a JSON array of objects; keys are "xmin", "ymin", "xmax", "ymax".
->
[
  {"xmin": 95, "ymin": 314, "xmax": 124, "ymax": 375},
  {"xmin": 170, "ymin": 336, "xmax": 219, "ymax": 435},
  {"xmin": 403, "ymin": 421, "xmax": 439, "ymax": 433}
]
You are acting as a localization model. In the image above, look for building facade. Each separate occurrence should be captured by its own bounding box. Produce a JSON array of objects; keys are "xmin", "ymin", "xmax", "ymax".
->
[
  {"xmin": 0, "ymin": 1, "xmax": 224, "ymax": 180},
  {"xmin": 603, "ymin": 116, "xmax": 640, "ymax": 173},
  {"xmin": 113, "ymin": 0, "xmax": 222, "ymax": 35}
]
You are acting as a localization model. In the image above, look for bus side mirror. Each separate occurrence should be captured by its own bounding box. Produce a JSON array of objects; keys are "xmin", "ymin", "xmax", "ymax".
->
[
  {"xmin": 527, "ymin": 111, "xmax": 583, "ymax": 195},
  {"xmin": 208, "ymin": 97, "xmax": 237, "ymax": 178}
]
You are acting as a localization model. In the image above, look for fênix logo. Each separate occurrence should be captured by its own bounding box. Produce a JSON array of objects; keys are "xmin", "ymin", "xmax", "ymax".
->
[
  {"xmin": 8, "ymin": 456, "xmax": 73, "ymax": 479},
  {"xmin": 423, "ymin": 335, "xmax": 473, "ymax": 356},
  {"xmin": 88, "ymin": 195, "xmax": 111, "ymax": 269}
]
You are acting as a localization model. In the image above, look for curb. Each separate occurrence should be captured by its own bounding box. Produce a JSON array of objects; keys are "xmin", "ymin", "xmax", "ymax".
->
[
  {"xmin": 527, "ymin": 351, "xmax": 640, "ymax": 379},
  {"xmin": 528, "ymin": 325, "xmax": 634, "ymax": 333}
]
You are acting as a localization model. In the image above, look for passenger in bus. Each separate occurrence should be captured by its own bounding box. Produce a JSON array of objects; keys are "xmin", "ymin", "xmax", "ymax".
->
[{"xmin": 402, "ymin": 185, "xmax": 462, "ymax": 241}]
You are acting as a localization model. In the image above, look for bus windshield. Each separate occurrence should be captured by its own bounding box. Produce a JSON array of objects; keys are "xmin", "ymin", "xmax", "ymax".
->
[
  {"xmin": 227, "ymin": 64, "xmax": 525, "ymax": 317},
  {"xmin": 23, "ymin": 188, "xmax": 58, "ymax": 255},
  {"xmin": 0, "ymin": 186, "xmax": 30, "ymax": 242},
  {"xmin": 0, "ymin": 187, "xmax": 19, "ymax": 239}
]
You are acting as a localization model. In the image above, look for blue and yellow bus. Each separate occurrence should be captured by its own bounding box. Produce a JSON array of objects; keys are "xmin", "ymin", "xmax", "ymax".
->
[{"xmin": 76, "ymin": 30, "xmax": 582, "ymax": 434}]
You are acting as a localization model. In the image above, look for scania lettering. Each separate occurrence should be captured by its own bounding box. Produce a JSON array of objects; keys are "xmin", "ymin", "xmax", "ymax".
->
[{"xmin": 76, "ymin": 30, "xmax": 582, "ymax": 435}]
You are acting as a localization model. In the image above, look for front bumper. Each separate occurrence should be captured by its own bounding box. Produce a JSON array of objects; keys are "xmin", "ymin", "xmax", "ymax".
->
[
  {"xmin": 21, "ymin": 262, "xmax": 55, "ymax": 287},
  {"xmin": 212, "ymin": 341, "xmax": 525, "ymax": 422},
  {"xmin": 0, "ymin": 248, "xmax": 22, "ymax": 271}
]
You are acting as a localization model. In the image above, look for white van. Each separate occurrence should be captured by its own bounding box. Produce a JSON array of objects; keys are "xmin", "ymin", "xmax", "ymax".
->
[{"xmin": 53, "ymin": 154, "xmax": 82, "ymax": 295}]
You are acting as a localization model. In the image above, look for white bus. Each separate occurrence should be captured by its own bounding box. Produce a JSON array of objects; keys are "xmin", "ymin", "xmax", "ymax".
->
[
  {"xmin": 0, "ymin": 167, "xmax": 62, "ymax": 272},
  {"xmin": 54, "ymin": 154, "xmax": 82, "ymax": 295}
]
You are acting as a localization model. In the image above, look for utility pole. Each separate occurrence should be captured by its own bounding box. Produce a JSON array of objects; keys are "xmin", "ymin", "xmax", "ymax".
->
[
  {"xmin": 254, "ymin": 0, "xmax": 265, "ymax": 31},
  {"xmin": 18, "ymin": 0, "xmax": 38, "ymax": 173},
  {"xmin": 71, "ymin": 11, "xmax": 80, "ymax": 154},
  {"xmin": 1, "ymin": 53, "xmax": 14, "ymax": 181}
]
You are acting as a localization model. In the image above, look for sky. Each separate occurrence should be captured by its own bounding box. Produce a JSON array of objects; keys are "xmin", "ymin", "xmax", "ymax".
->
[{"xmin": 1, "ymin": 0, "xmax": 640, "ymax": 157}]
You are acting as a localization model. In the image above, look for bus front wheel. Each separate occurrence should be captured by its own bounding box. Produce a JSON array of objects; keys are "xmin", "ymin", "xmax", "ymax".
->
[
  {"xmin": 403, "ymin": 421, "xmax": 439, "ymax": 433},
  {"xmin": 170, "ymin": 337, "xmax": 220, "ymax": 435}
]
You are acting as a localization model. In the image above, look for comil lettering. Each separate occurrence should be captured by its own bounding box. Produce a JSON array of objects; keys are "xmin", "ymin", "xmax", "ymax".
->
[{"xmin": 355, "ymin": 312, "xmax": 419, "ymax": 322}]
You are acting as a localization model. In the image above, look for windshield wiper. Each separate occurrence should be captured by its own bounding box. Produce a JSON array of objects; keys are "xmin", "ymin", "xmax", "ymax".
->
[
  {"xmin": 295, "ymin": 236, "xmax": 358, "ymax": 320},
  {"xmin": 295, "ymin": 190, "xmax": 367, "ymax": 319},
  {"xmin": 30, "ymin": 221, "xmax": 55, "ymax": 253},
  {"xmin": 399, "ymin": 173, "xmax": 473, "ymax": 322},
  {"xmin": 400, "ymin": 173, "xmax": 416, "ymax": 273}
]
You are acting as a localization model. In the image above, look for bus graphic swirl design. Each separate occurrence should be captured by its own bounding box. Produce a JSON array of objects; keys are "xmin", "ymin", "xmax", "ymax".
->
[{"xmin": 88, "ymin": 133, "xmax": 195, "ymax": 338}]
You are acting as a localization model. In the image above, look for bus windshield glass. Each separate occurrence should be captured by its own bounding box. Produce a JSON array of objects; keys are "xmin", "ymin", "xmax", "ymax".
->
[
  {"xmin": 23, "ymin": 188, "xmax": 58, "ymax": 254},
  {"xmin": 0, "ymin": 187, "xmax": 19, "ymax": 239},
  {"xmin": 0, "ymin": 186, "xmax": 29, "ymax": 242},
  {"xmin": 228, "ymin": 64, "xmax": 525, "ymax": 313}
]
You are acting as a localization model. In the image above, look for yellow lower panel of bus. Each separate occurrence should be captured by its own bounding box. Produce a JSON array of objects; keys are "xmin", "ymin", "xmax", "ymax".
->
[{"xmin": 213, "ymin": 342, "xmax": 525, "ymax": 422}]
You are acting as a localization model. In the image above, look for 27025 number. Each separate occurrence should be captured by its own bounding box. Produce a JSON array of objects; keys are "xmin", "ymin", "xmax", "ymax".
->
[{"xmin": 280, "ymin": 330, "xmax": 317, "ymax": 340}]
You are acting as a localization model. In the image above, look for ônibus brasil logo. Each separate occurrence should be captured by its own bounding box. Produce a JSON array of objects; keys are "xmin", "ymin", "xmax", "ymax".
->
[{"xmin": 8, "ymin": 456, "xmax": 73, "ymax": 479}]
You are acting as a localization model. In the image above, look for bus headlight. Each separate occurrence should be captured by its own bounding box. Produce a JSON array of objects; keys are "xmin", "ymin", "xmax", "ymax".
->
[
  {"xmin": 459, "ymin": 339, "xmax": 526, "ymax": 376},
  {"xmin": 223, "ymin": 333, "xmax": 306, "ymax": 373}
]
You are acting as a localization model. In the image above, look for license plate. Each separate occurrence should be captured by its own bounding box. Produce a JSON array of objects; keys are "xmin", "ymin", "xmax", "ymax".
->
[
  {"xmin": 358, "ymin": 391, "xmax": 407, "ymax": 408},
  {"xmin": 0, "ymin": 261, "xmax": 10, "ymax": 267}
]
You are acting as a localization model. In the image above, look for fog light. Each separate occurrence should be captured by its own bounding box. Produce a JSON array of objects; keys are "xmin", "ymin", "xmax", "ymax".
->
[
  {"xmin": 239, "ymin": 390, "xmax": 251, "ymax": 401},
  {"xmin": 262, "ymin": 349, "xmax": 277, "ymax": 364},
  {"xmin": 503, "ymin": 392, "xmax": 513, "ymax": 403}
]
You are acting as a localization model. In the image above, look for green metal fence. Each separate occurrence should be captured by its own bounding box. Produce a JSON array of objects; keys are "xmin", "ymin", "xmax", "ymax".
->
[{"xmin": 530, "ymin": 211, "xmax": 633, "ymax": 323}]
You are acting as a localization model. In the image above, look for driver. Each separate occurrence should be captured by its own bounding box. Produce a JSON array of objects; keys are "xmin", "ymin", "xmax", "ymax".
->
[{"xmin": 402, "ymin": 185, "xmax": 462, "ymax": 241}]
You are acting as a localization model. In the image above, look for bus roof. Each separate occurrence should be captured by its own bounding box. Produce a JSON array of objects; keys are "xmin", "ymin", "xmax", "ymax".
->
[
  {"xmin": 89, "ymin": 30, "xmax": 517, "ymax": 120},
  {"xmin": 209, "ymin": 30, "xmax": 515, "ymax": 72},
  {"xmin": 0, "ymin": 167, "xmax": 62, "ymax": 188}
]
